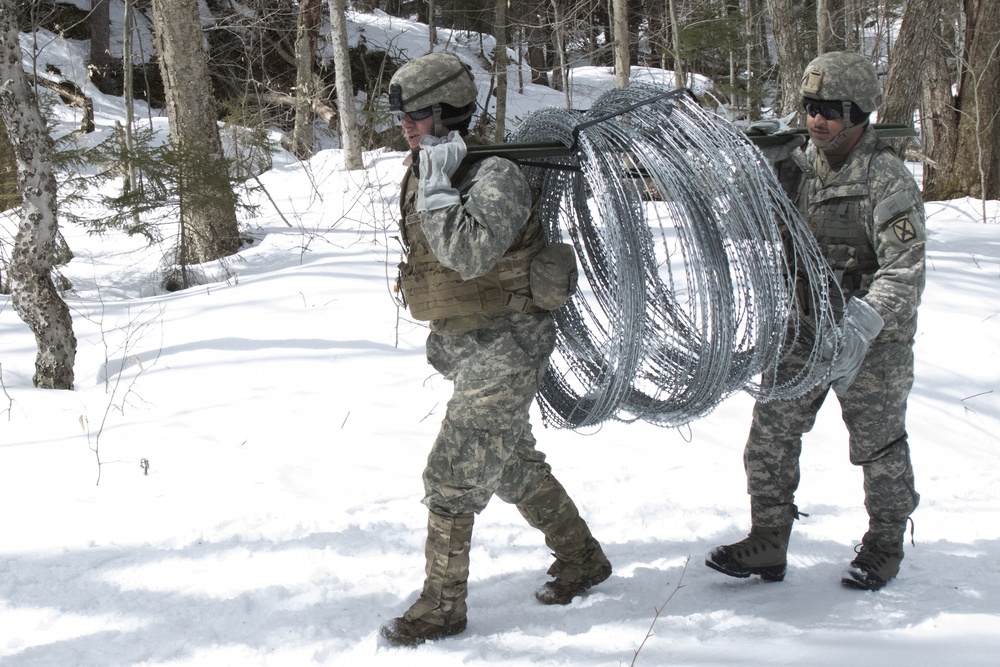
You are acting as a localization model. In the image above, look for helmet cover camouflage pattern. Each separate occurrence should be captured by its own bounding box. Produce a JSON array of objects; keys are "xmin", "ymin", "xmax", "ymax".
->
[
  {"xmin": 800, "ymin": 51, "xmax": 882, "ymax": 112},
  {"xmin": 389, "ymin": 51, "xmax": 478, "ymax": 113}
]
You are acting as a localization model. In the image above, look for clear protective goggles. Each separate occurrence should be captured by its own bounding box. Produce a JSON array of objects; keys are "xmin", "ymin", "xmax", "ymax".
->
[{"xmin": 393, "ymin": 106, "xmax": 434, "ymax": 123}]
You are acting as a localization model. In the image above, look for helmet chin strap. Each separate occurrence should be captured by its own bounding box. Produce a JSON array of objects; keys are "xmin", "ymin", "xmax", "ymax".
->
[
  {"xmin": 432, "ymin": 104, "xmax": 447, "ymax": 138},
  {"xmin": 431, "ymin": 102, "xmax": 474, "ymax": 138},
  {"xmin": 812, "ymin": 125, "xmax": 861, "ymax": 153}
]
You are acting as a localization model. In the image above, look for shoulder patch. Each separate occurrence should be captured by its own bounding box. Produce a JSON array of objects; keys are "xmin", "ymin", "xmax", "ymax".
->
[{"xmin": 891, "ymin": 215, "xmax": 918, "ymax": 243}]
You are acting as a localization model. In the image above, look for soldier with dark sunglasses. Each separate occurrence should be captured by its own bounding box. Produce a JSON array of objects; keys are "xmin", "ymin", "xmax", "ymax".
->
[{"xmin": 707, "ymin": 51, "xmax": 925, "ymax": 592}]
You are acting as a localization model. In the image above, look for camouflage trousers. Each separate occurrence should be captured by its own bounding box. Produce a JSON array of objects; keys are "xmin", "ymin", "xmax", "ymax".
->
[
  {"xmin": 746, "ymin": 332, "xmax": 919, "ymax": 543},
  {"xmin": 421, "ymin": 312, "xmax": 556, "ymax": 516}
]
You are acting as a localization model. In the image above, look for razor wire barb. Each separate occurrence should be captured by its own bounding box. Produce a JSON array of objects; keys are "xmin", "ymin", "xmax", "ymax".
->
[{"xmin": 507, "ymin": 84, "xmax": 841, "ymax": 429}]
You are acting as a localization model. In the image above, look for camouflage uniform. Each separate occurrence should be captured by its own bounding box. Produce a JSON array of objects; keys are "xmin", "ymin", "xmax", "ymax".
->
[
  {"xmin": 401, "ymin": 153, "xmax": 556, "ymax": 514},
  {"xmin": 381, "ymin": 52, "xmax": 609, "ymax": 647},
  {"xmin": 748, "ymin": 125, "xmax": 924, "ymax": 544}
]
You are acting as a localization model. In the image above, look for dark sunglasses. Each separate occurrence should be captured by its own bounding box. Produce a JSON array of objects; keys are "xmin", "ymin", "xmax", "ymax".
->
[
  {"xmin": 803, "ymin": 99, "xmax": 843, "ymax": 120},
  {"xmin": 394, "ymin": 107, "xmax": 434, "ymax": 122}
]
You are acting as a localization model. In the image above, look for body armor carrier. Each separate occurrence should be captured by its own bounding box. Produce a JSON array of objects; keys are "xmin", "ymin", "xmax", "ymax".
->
[
  {"xmin": 396, "ymin": 154, "xmax": 545, "ymax": 327},
  {"xmin": 779, "ymin": 140, "xmax": 884, "ymax": 318}
]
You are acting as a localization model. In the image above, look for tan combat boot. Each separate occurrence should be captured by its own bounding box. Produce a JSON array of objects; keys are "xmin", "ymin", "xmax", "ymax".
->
[
  {"xmin": 516, "ymin": 476, "xmax": 612, "ymax": 605},
  {"xmin": 380, "ymin": 511, "xmax": 474, "ymax": 646},
  {"xmin": 706, "ymin": 524, "xmax": 793, "ymax": 582},
  {"xmin": 841, "ymin": 533, "xmax": 904, "ymax": 591}
]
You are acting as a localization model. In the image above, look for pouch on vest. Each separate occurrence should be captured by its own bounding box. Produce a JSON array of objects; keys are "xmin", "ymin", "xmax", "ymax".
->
[{"xmin": 530, "ymin": 242, "xmax": 578, "ymax": 310}]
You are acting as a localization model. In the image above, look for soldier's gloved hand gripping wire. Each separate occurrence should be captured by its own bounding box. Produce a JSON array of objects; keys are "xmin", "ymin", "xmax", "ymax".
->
[
  {"xmin": 821, "ymin": 297, "xmax": 884, "ymax": 396},
  {"xmin": 416, "ymin": 131, "xmax": 467, "ymax": 213}
]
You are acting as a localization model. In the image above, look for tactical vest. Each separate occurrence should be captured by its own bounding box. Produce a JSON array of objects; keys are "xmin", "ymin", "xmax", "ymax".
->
[
  {"xmin": 782, "ymin": 139, "xmax": 886, "ymax": 315},
  {"xmin": 396, "ymin": 154, "xmax": 546, "ymax": 327}
]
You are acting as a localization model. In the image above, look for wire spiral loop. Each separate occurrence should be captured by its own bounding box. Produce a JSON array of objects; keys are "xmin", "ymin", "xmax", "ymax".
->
[{"xmin": 510, "ymin": 85, "xmax": 840, "ymax": 429}]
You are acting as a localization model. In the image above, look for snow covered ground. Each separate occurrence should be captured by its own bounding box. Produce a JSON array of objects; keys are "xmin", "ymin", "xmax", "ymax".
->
[{"xmin": 2, "ymin": 10, "xmax": 999, "ymax": 667}]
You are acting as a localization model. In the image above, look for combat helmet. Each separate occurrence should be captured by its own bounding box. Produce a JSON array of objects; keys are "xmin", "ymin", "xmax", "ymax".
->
[
  {"xmin": 389, "ymin": 51, "xmax": 478, "ymax": 136},
  {"xmin": 800, "ymin": 51, "xmax": 881, "ymax": 124}
]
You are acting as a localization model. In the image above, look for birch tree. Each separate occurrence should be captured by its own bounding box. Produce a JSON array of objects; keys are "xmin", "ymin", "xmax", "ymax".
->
[
  {"xmin": 330, "ymin": 0, "xmax": 363, "ymax": 170},
  {"xmin": 0, "ymin": 3, "xmax": 77, "ymax": 389},
  {"xmin": 612, "ymin": 0, "xmax": 629, "ymax": 87},
  {"xmin": 494, "ymin": 0, "xmax": 508, "ymax": 141},
  {"xmin": 669, "ymin": 0, "xmax": 683, "ymax": 88},
  {"xmin": 1, "ymin": 117, "xmax": 16, "ymax": 212}
]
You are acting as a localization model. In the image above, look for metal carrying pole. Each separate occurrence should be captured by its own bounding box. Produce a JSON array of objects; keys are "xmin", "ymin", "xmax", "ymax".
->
[{"xmin": 465, "ymin": 124, "xmax": 917, "ymax": 161}]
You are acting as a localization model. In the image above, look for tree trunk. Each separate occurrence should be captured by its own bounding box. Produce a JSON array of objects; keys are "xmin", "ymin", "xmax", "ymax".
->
[
  {"xmin": 881, "ymin": 0, "xmax": 944, "ymax": 126},
  {"xmin": 950, "ymin": 0, "xmax": 1000, "ymax": 200},
  {"xmin": 329, "ymin": 0, "xmax": 363, "ymax": 170},
  {"xmin": 920, "ymin": 16, "xmax": 959, "ymax": 198},
  {"xmin": 527, "ymin": 19, "xmax": 548, "ymax": 86},
  {"xmin": 669, "ymin": 0, "xmax": 683, "ymax": 88},
  {"xmin": 550, "ymin": 0, "xmax": 568, "ymax": 103},
  {"xmin": 1, "ymin": 117, "xmax": 17, "ymax": 212},
  {"xmin": 745, "ymin": 0, "xmax": 770, "ymax": 120},
  {"xmin": 612, "ymin": 0, "xmax": 629, "ymax": 87},
  {"xmin": 290, "ymin": 0, "xmax": 321, "ymax": 159},
  {"xmin": 588, "ymin": 0, "xmax": 611, "ymax": 67},
  {"xmin": 844, "ymin": 0, "xmax": 860, "ymax": 52},
  {"xmin": 516, "ymin": 24, "xmax": 524, "ymax": 94},
  {"xmin": 88, "ymin": 0, "xmax": 115, "ymax": 93},
  {"xmin": 817, "ymin": 0, "xmax": 847, "ymax": 54},
  {"xmin": 923, "ymin": 0, "xmax": 1000, "ymax": 201},
  {"xmin": 122, "ymin": 0, "xmax": 138, "ymax": 203},
  {"xmin": 494, "ymin": 0, "xmax": 508, "ymax": 142},
  {"xmin": 150, "ymin": 0, "xmax": 240, "ymax": 266},
  {"xmin": 765, "ymin": 0, "xmax": 810, "ymax": 118},
  {"xmin": 816, "ymin": 0, "xmax": 831, "ymax": 54},
  {"xmin": 0, "ymin": 3, "xmax": 77, "ymax": 388},
  {"xmin": 428, "ymin": 0, "xmax": 437, "ymax": 48}
]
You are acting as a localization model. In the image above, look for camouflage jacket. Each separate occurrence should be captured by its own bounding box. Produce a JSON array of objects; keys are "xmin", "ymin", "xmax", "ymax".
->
[
  {"xmin": 398, "ymin": 143, "xmax": 542, "ymax": 333},
  {"xmin": 784, "ymin": 126, "xmax": 926, "ymax": 341}
]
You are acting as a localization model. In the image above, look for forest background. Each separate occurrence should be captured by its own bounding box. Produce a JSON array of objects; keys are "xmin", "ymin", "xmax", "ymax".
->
[
  {"xmin": 5, "ymin": 0, "xmax": 999, "ymax": 207},
  {"xmin": 0, "ymin": 1, "xmax": 998, "ymax": 416},
  {"xmin": 1, "ymin": 1, "xmax": 999, "ymax": 665}
]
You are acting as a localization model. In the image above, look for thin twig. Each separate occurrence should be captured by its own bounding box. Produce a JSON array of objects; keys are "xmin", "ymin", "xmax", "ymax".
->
[
  {"xmin": 419, "ymin": 402, "xmax": 438, "ymax": 423},
  {"xmin": 630, "ymin": 557, "xmax": 689, "ymax": 666},
  {"xmin": 75, "ymin": 289, "xmax": 164, "ymax": 485},
  {"xmin": 0, "ymin": 362, "xmax": 13, "ymax": 421},
  {"xmin": 253, "ymin": 174, "xmax": 293, "ymax": 227}
]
